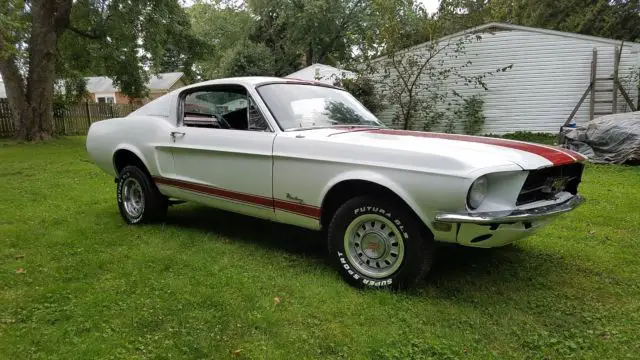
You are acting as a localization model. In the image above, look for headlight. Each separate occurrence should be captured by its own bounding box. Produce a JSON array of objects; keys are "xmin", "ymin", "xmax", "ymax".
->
[{"xmin": 467, "ymin": 176, "xmax": 489, "ymax": 210}]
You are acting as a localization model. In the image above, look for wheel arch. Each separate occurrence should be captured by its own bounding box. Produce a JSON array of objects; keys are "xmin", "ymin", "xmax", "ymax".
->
[
  {"xmin": 112, "ymin": 145, "xmax": 151, "ymax": 177},
  {"xmin": 319, "ymin": 171, "xmax": 434, "ymax": 236}
]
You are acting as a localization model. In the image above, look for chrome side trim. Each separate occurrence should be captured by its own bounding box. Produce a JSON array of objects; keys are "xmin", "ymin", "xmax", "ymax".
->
[{"xmin": 435, "ymin": 195, "xmax": 585, "ymax": 224}]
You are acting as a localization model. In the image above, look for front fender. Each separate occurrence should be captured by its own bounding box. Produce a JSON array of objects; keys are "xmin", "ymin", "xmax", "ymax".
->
[{"xmin": 319, "ymin": 170, "xmax": 435, "ymax": 233}]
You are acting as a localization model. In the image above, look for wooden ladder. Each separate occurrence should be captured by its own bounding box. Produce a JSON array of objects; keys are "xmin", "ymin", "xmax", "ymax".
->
[{"xmin": 564, "ymin": 46, "xmax": 636, "ymax": 126}]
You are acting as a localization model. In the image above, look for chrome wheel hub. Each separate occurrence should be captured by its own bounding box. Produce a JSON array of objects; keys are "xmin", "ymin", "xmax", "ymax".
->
[
  {"xmin": 361, "ymin": 233, "xmax": 387, "ymax": 259},
  {"xmin": 122, "ymin": 178, "xmax": 144, "ymax": 218},
  {"xmin": 343, "ymin": 214, "xmax": 405, "ymax": 278}
]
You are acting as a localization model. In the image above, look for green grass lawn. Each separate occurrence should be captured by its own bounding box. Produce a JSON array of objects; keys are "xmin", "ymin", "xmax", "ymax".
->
[{"xmin": 1, "ymin": 137, "xmax": 639, "ymax": 359}]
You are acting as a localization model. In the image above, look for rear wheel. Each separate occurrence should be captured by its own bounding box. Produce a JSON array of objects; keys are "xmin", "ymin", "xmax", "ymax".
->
[
  {"xmin": 327, "ymin": 196, "xmax": 434, "ymax": 290},
  {"xmin": 117, "ymin": 165, "xmax": 168, "ymax": 224}
]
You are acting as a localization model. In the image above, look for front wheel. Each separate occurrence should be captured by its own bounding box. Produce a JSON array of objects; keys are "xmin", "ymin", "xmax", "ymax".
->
[
  {"xmin": 327, "ymin": 196, "xmax": 434, "ymax": 290},
  {"xmin": 117, "ymin": 166, "xmax": 168, "ymax": 224}
]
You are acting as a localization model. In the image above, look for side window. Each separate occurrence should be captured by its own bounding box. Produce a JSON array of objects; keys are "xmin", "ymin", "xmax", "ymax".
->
[
  {"xmin": 248, "ymin": 97, "xmax": 269, "ymax": 131},
  {"xmin": 182, "ymin": 87, "xmax": 270, "ymax": 131}
]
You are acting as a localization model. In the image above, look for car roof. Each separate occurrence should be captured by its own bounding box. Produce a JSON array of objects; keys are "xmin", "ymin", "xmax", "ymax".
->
[{"xmin": 181, "ymin": 76, "xmax": 341, "ymax": 90}]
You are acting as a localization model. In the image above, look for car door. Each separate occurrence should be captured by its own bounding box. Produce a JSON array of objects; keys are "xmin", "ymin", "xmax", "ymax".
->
[{"xmin": 162, "ymin": 85, "xmax": 276, "ymax": 220}]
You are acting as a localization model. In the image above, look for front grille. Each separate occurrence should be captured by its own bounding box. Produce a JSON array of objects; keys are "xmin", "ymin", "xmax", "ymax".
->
[{"xmin": 516, "ymin": 163, "xmax": 584, "ymax": 205}]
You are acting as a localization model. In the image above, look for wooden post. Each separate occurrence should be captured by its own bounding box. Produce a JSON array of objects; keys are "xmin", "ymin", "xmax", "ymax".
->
[
  {"xmin": 61, "ymin": 108, "xmax": 66, "ymax": 135},
  {"xmin": 615, "ymin": 78, "xmax": 637, "ymax": 111},
  {"xmin": 589, "ymin": 48, "xmax": 597, "ymax": 121},
  {"xmin": 85, "ymin": 101, "xmax": 92, "ymax": 128},
  {"xmin": 565, "ymin": 85, "xmax": 591, "ymax": 126},
  {"xmin": 612, "ymin": 46, "xmax": 620, "ymax": 114}
]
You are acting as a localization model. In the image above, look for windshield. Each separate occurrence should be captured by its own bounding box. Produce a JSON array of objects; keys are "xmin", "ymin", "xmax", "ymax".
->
[{"xmin": 256, "ymin": 83, "xmax": 384, "ymax": 131}]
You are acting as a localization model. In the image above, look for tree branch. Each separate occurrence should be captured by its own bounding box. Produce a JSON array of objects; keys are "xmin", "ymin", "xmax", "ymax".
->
[
  {"xmin": 66, "ymin": 25, "xmax": 105, "ymax": 40},
  {"xmin": 408, "ymin": 42, "xmax": 447, "ymax": 93},
  {"xmin": 54, "ymin": 0, "xmax": 74, "ymax": 36}
]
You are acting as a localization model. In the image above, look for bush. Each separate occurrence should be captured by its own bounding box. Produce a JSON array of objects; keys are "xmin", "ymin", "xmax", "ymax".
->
[
  {"xmin": 334, "ymin": 76, "xmax": 383, "ymax": 114},
  {"xmin": 218, "ymin": 41, "xmax": 276, "ymax": 77},
  {"xmin": 459, "ymin": 94, "xmax": 485, "ymax": 135},
  {"xmin": 486, "ymin": 131, "xmax": 557, "ymax": 145}
]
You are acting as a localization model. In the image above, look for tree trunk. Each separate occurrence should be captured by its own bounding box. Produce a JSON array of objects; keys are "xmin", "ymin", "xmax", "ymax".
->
[
  {"xmin": 0, "ymin": 56, "xmax": 28, "ymax": 133},
  {"xmin": 306, "ymin": 42, "xmax": 313, "ymax": 67},
  {"xmin": 403, "ymin": 96, "xmax": 413, "ymax": 130},
  {"xmin": 0, "ymin": 0, "xmax": 73, "ymax": 141}
]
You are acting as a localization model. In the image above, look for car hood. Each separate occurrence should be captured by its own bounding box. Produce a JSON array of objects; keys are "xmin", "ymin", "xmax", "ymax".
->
[{"xmin": 282, "ymin": 128, "xmax": 586, "ymax": 171}]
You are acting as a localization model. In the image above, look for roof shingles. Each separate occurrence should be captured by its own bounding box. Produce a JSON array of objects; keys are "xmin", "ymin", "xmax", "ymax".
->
[{"xmin": 85, "ymin": 72, "xmax": 183, "ymax": 94}]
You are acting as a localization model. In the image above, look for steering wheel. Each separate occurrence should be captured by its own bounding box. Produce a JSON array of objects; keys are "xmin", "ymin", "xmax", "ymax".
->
[{"xmin": 214, "ymin": 114, "xmax": 232, "ymax": 129}]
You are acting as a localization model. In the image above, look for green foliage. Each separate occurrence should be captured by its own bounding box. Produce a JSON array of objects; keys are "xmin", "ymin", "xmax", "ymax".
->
[
  {"xmin": 438, "ymin": 0, "xmax": 640, "ymax": 41},
  {"xmin": 486, "ymin": 131, "xmax": 558, "ymax": 145},
  {"xmin": 217, "ymin": 41, "xmax": 276, "ymax": 78},
  {"xmin": 188, "ymin": 0, "xmax": 377, "ymax": 77},
  {"xmin": 459, "ymin": 94, "xmax": 485, "ymax": 135},
  {"xmin": 335, "ymin": 76, "xmax": 384, "ymax": 114},
  {"xmin": 374, "ymin": 29, "xmax": 510, "ymax": 132},
  {"xmin": 53, "ymin": 78, "xmax": 88, "ymax": 110},
  {"xmin": 369, "ymin": 0, "xmax": 434, "ymax": 54},
  {"xmin": 249, "ymin": 0, "xmax": 371, "ymax": 68},
  {"xmin": 0, "ymin": 0, "xmax": 30, "ymax": 60},
  {"xmin": 188, "ymin": 1, "xmax": 253, "ymax": 79},
  {"xmin": 56, "ymin": 0, "xmax": 201, "ymax": 98}
]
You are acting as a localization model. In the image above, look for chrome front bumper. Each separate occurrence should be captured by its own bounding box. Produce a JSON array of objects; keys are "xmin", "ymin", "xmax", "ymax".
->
[{"xmin": 434, "ymin": 195, "xmax": 585, "ymax": 224}]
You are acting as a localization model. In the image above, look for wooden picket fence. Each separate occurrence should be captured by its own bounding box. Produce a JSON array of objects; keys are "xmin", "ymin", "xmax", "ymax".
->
[{"xmin": 0, "ymin": 99, "xmax": 140, "ymax": 137}]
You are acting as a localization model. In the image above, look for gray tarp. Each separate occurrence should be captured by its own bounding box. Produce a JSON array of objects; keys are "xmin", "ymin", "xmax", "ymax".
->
[{"xmin": 559, "ymin": 112, "xmax": 640, "ymax": 164}]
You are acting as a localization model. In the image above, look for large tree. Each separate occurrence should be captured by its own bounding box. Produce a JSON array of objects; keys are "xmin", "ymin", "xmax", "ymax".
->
[
  {"xmin": 247, "ymin": 0, "xmax": 372, "ymax": 74},
  {"xmin": 437, "ymin": 0, "xmax": 640, "ymax": 41},
  {"xmin": 1, "ymin": 0, "xmax": 73, "ymax": 141},
  {"xmin": 187, "ymin": 0, "xmax": 254, "ymax": 79},
  {"xmin": 0, "ymin": 0, "xmax": 200, "ymax": 141},
  {"xmin": 187, "ymin": 0, "xmax": 375, "ymax": 77}
]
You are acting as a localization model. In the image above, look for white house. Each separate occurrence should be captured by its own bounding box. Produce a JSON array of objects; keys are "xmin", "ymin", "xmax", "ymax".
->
[
  {"xmin": 85, "ymin": 72, "xmax": 185, "ymax": 104},
  {"xmin": 371, "ymin": 23, "xmax": 640, "ymax": 134},
  {"xmin": 286, "ymin": 64, "xmax": 356, "ymax": 85},
  {"xmin": 0, "ymin": 73, "xmax": 185, "ymax": 104}
]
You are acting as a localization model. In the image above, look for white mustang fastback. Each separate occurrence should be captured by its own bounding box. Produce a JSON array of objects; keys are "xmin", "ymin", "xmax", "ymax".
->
[{"xmin": 86, "ymin": 76, "xmax": 586, "ymax": 289}]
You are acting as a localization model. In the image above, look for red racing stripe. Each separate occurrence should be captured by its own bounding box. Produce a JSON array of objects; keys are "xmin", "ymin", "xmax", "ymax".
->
[
  {"xmin": 153, "ymin": 177, "xmax": 320, "ymax": 219},
  {"xmin": 274, "ymin": 199, "xmax": 322, "ymax": 218},
  {"xmin": 558, "ymin": 148, "xmax": 587, "ymax": 161},
  {"xmin": 154, "ymin": 177, "xmax": 273, "ymax": 208},
  {"xmin": 369, "ymin": 129, "xmax": 580, "ymax": 166}
]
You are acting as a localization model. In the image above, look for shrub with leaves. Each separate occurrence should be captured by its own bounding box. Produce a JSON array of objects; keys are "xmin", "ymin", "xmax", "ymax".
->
[
  {"xmin": 371, "ymin": 30, "xmax": 512, "ymax": 132},
  {"xmin": 459, "ymin": 94, "xmax": 485, "ymax": 135},
  {"xmin": 334, "ymin": 76, "xmax": 384, "ymax": 114},
  {"xmin": 218, "ymin": 41, "xmax": 276, "ymax": 78}
]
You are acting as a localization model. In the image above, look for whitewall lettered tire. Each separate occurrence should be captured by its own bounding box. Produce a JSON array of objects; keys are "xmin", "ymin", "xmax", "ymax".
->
[
  {"xmin": 116, "ymin": 166, "xmax": 168, "ymax": 224},
  {"xmin": 327, "ymin": 196, "xmax": 434, "ymax": 290}
]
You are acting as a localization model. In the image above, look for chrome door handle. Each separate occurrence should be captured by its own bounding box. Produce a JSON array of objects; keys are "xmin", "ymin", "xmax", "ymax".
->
[{"xmin": 170, "ymin": 131, "xmax": 186, "ymax": 140}]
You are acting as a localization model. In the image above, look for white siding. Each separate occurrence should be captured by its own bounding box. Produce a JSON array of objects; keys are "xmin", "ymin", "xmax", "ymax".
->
[{"xmin": 372, "ymin": 29, "xmax": 640, "ymax": 134}]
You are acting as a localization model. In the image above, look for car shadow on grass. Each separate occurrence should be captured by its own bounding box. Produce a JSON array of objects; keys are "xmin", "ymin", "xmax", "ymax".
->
[
  {"xmin": 164, "ymin": 204, "xmax": 571, "ymax": 294},
  {"xmin": 165, "ymin": 204, "xmax": 327, "ymax": 259}
]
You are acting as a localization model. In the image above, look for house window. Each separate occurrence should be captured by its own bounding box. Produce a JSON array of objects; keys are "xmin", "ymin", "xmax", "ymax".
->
[{"xmin": 97, "ymin": 96, "xmax": 115, "ymax": 104}]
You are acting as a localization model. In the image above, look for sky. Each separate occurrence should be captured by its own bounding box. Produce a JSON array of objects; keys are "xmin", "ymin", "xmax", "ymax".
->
[{"xmin": 417, "ymin": 0, "xmax": 440, "ymax": 15}]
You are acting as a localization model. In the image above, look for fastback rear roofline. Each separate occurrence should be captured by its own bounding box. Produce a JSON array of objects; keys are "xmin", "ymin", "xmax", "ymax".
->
[{"xmin": 255, "ymin": 79, "xmax": 344, "ymax": 91}]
